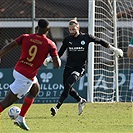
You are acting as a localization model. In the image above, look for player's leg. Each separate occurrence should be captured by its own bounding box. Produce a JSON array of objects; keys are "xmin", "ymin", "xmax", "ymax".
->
[
  {"xmin": 51, "ymin": 68, "xmax": 83, "ymax": 116},
  {"xmin": 0, "ymin": 90, "xmax": 19, "ymax": 113},
  {"xmin": 50, "ymin": 67, "xmax": 73, "ymax": 116},
  {"xmin": 66, "ymin": 67, "xmax": 86, "ymax": 103},
  {"xmin": 14, "ymin": 76, "xmax": 40, "ymax": 131},
  {"xmin": 70, "ymin": 68, "xmax": 86, "ymax": 115},
  {"xmin": 61, "ymin": 71, "xmax": 81, "ymax": 103},
  {"xmin": 9, "ymin": 70, "xmax": 33, "ymax": 130},
  {"xmin": 68, "ymin": 72, "xmax": 86, "ymax": 115},
  {"xmin": 19, "ymin": 82, "xmax": 40, "ymax": 118},
  {"xmin": 51, "ymin": 68, "xmax": 86, "ymax": 115}
]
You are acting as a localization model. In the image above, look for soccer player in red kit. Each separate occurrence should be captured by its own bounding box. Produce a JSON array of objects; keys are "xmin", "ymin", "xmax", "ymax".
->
[{"xmin": 0, "ymin": 19, "xmax": 61, "ymax": 130}]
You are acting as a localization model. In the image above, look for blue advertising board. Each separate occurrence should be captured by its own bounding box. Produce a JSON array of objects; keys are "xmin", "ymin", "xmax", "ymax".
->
[
  {"xmin": 0, "ymin": 68, "xmax": 87, "ymax": 103},
  {"xmin": 0, "ymin": 68, "xmax": 131, "ymax": 103}
]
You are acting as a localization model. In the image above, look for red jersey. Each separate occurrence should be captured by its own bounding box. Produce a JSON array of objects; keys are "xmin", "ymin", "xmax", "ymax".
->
[{"xmin": 14, "ymin": 34, "xmax": 58, "ymax": 79}]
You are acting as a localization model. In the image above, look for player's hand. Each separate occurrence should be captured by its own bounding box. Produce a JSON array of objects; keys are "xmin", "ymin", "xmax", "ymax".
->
[
  {"xmin": 43, "ymin": 57, "xmax": 53, "ymax": 66},
  {"xmin": 114, "ymin": 48, "xmax": 123, "ymax": 58}
]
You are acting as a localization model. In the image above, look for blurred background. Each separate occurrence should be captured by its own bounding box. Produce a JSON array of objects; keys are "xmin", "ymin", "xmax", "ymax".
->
[
  {"xmin": 0, "ymin": 0, "xmax": 132, "ymax": 69},
  {"xmin": 0, "ymin": 0, "xmax": 89, "ymax": 68}
]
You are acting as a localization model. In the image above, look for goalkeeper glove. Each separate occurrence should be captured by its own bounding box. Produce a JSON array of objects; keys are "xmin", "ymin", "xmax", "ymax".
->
[
  {"xmin": 109, "ymin": 45, "xmax": 123, "ymax": 58},
  {"xmin": 43, "ymin": 56, "xmax": 53, "ymax": 66}
]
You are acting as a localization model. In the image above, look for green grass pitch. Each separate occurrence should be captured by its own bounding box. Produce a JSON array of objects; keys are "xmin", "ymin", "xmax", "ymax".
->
[{"xmin": 0, "ymin": 103, "xmax": 132, "ymax": 133}]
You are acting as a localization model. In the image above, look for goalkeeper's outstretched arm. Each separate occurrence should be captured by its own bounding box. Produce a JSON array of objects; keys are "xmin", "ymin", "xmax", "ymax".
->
[{"xmin": 89, "ymin": 34, "xmax": 123, "ymax": 58}]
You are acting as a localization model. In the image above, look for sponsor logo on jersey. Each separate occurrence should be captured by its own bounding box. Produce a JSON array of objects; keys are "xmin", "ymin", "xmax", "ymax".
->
[
  {"xmin": 69, "ymin": 47, "xmax": 84, "ymax": 51},
  {"xmin": 81, "ymin": 41, "xmax": 85, "ymax": 45}
]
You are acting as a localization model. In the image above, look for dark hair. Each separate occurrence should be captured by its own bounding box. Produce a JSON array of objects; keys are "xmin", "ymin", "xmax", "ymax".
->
[{"xmin": 38, "ymin": 19, "xmax": 49, "ymax": 28}]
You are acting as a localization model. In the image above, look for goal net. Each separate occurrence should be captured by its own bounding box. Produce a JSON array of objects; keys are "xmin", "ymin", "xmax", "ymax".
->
[
  {"xmin": 89, "ymin": 0, "xmax": 132, "ymax": 102},
  {"xmin": 116, "ymin": 0, "xmax": 133, "ymax": 102}
]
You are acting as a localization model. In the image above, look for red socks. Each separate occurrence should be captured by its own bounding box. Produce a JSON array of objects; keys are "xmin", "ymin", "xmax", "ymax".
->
[
  {"xmin": 0, "ymin": 97, "xmax": 34, "ymax": 117},
  {"xmin": 19, "ymin": 97, "xmax": 34, "ymax": 117}
]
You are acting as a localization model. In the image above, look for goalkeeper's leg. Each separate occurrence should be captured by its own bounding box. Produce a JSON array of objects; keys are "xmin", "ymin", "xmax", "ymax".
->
[{"xmin": 51, "ymin": 71, "xmax": 86, "ymax": 116}]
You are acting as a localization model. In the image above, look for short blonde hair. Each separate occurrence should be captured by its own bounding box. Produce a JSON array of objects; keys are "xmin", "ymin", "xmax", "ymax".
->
[{"xmin": 69, "ymin": 17, "xmax": 79, "ymax": 26}]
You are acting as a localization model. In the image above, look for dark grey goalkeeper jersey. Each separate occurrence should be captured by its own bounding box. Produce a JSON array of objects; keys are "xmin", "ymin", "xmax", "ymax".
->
[{"xmin": 58, "ymin": 33, "xmax": 109, "ymax": 68}]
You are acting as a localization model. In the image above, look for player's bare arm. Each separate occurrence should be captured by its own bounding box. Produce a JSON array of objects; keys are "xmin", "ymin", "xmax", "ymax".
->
[
  {"xmin": 127, "ymin": 46, "xmax": 133, "ymax": 58},
  {"xmin": 0, "ymin": 41, "xmax": 18, "ymax": 58},
  {"xmin": 127, "ymin": 38, "xmax": 133, "ymax": 58},
  {"xmin": 52, "ymin": 56, "xmax": 61, "ymax": 68}
]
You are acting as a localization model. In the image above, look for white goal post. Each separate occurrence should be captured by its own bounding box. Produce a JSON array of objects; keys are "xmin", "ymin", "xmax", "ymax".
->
[{"xmin": 88, "ymin": 0, "xmax": 133, "ymax": 102}]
